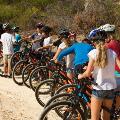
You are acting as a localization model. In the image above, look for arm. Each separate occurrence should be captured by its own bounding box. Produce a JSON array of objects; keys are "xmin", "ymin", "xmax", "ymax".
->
[
  {"xmin": 53, "ymin": 48, "xmax": 62, "ymax": 60},
  {"xmin": 57, "ymin": 45, "xmax": 74, "ymax": 61},
  {"xmin": 78, "ymin": 57, "xmax": 94, "ymax": 79},
  {"xmin": 116, "ymin": 56, "xmax": 120, "ymax": 69}
]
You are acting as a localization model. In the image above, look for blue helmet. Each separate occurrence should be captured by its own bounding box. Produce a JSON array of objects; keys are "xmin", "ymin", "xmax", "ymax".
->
[{"xmin": 87, "ymin": 29, "xmax": 107, "ymax": 42}]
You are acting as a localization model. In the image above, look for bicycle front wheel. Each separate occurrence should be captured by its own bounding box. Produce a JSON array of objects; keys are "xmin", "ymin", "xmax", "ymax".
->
[{"xmin": 40, "ymin": 101, "xmax": 85, "ymax": 120}]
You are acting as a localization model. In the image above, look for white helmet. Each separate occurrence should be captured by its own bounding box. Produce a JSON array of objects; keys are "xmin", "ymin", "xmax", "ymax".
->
[{"xmin": 99, "ymin": 24, "xmax": 115, "ymax": 32}]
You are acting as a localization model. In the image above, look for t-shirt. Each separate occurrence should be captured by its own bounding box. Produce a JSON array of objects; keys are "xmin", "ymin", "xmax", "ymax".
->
[
  {"xmin": 57, "ymin": 42, "xmax": 94, "ymax": 66},
  {"xmin": 106, "ymin": 40, "xmax": 120, "ymax": 72},
  {"xmin": 31, "ymin": 33, "xmax": 42, "ymax": 50},
  {"xmin": 0, "ymin": 32, "xmax": 16, "ymax": 54},
  {"xmin": 88, "ymin": 49, "xmax": 117, "ymax": 90},
  {"xmin": 43, "ymin": 37, "xmax": 52, "ymax": 46},
  {"xmin": 59, "ymin": 42, "xmax": 74, "ymax": 69}
]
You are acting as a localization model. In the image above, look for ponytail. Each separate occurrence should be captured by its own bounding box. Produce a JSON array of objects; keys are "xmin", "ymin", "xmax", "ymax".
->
[{"xmin": 95, "ymin": 42, "xmax": 108, "ymax": 68}]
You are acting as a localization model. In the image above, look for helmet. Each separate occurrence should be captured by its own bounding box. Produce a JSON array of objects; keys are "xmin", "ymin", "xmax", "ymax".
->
[
  {"xmin": 88, "ymin": 30, "xmax": 107, "ymax": 42},
  {"xmin": 98, "ymin": 24, "xmax": 115, "ymax": 33},
  {"xmin": 36, "ymin": 22, "xmax": 44, "ymax": 29},
  {"xmin": 12, "ymin": 26, "xmax": 19, "ymax": 32},
  {"xmin": 3, "ymin": 23, "xmax": 11, "ymax": 30},
  {"xmin": 69, "ymin": 32, "xmax": 76, "ymax": 38},
  {"xmin": 58, "ymin": 28, "xmax": 70, "ymax": 38},
  {"xmin": 87, "ymin": 29, "xmax": 100, "ymax": 40},
  {"xmin": 41, "ymin": 26, "xmax": 52, "ymax": 33}
]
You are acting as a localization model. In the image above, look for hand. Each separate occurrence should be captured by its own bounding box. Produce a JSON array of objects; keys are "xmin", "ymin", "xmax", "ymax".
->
[
  {"xmin": 54, "ymin": 59, "xmax": 58, "ymax": 63},
  {"xmin": 78, "ymin": 74, "xmax": 84, "ymax": 80}
]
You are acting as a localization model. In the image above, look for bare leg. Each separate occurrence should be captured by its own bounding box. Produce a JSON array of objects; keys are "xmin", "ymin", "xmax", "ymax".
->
[
  {"xmin": 102, "ymin": 99, "xmax": 113, "ymax": 120},
  {"xmin": 3, "ymin": 55, "xmax": 8, "ymax": 75},
  {"xmin": 8, "ymin": 55, "xmax": 12, "ymax": 75},
  {"xmin": 91, "ymin": 96, "xmax": 103, "ymax": 120}
]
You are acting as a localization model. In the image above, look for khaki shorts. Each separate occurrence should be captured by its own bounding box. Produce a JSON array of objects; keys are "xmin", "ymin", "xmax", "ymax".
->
[{"xmin": 3, "ymin": 54, "xmax": 12, "ymax": 64}]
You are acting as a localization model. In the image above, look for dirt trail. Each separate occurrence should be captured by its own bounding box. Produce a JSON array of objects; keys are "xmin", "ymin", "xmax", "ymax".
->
[{"xmin": 0, "ymin": 76, "xmax": 43, "ymax": 120}]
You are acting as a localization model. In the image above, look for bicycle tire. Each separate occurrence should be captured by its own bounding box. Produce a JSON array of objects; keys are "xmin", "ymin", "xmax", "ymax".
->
[
  {"xmin": 35, "ymin": 79, "xmax": 55, "ymax": 107},
  {"xmin": 22, "ymin": 63, "xmax": 36, "ymax": 88},
  {"xmin": 39, "ymin": 101, "xmax": 85, "ymax": 120},
  {"xmin": 12, "ymin": 60, "xmax": 28, "ymax": 85},
  {"xmin": 29, "ymin": 66, "xmax": 48, "ymax": 91},
  {"xmin": 55, "ymin": 84, "xmax": 77, "ymax": 95},
  {"xmin": 10, "ymin": 51, "xmax": 22, "ymax": 69}
]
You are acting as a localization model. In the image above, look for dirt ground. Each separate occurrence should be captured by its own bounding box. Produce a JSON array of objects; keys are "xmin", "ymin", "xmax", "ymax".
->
[{"xmin": 0, "ymin": 75, "xmax": 43, "ymax": 120}]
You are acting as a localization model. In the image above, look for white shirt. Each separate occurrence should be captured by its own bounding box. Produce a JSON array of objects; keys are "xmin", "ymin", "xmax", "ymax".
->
[
  {"xmin": 88, "ymin": 49, "xmax": 117, "ymax": 90},
  {"xmin": 43, "ymin": 37, "xmax": 51, "ymax": 46},
  {"xmin": 59, "ymin": 42, "xmax": 74, "ymax": 69},
  {"xmin": 0, "ymin": 32, "xmax": 16, "ymax": 54}
]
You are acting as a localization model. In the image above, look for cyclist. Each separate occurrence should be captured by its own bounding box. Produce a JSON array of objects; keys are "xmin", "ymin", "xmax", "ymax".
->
[
  {"xmin": 78, "ymin": 30, "xmax": 120, "ymax": 120},
  {"xmin": 12, "ymin": 26, "xmax": 21, "ymax": 52},
  {"xmin": 56, "ymin": 31, "xmax": 94, "ymax": 75},
  {"xmin": 53, "ymin": 29, "xmax": 75, "ymax": 79},
  {"xmin": 28, "ymin": 22, "xmax": 45, "ymax": 50},
  {"xmin": 0, "ymin": 23, "xmax": 16, "ymax": 77},
  {"xmin": 37, "ymin": 25, "xmax": 54, "ymax": 54},
  {"xmin": 101, "ymin": 24, "xmax": 120, "ymax": 109}
]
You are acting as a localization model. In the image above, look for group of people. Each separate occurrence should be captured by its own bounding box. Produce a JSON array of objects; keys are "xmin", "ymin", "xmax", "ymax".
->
[{"xmin": 0, "ymin": 22, "xmax": 120, "ymax": 120}]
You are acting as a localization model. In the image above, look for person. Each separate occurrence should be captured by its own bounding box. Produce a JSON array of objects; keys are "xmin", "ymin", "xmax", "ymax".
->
[
  {"xmin": 37, "ymin": 26, "xmax": 53, "ymax": 51},
  {"xmin": 100, "ymin": 24, "xmax": 120, "ymax": 109},
  {"xmin": 0, "ymin": 23, "xmax": 16, "ymax": 77},
  {"xmin": 78, "ymin": 30, "xmax": 120, "ymax": 120},
  {"xmin": 56, "ymin": 32, "xmax": 94, "ymax": 75},
  {"xmin": 53, "ymin": 29, "xmax": 75, "ymax": 79},
  {"xmin": 12, "ymin": 26, "xmax": 21, "ymax": 52},
  {"xmin": 28, "ymin": 22, "xmax": 45, "ymax": 50}
]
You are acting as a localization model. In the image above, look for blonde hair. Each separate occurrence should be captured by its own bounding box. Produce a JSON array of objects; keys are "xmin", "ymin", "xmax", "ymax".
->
[{"xmin": 94, "ymin": 41, "xmax": 108, "ymax": 68}]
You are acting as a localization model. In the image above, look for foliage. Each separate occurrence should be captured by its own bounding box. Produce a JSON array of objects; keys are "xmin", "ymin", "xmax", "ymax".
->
[{"xmin": 0, "ymin": 0, "xmax": 119, "ymax": 36}]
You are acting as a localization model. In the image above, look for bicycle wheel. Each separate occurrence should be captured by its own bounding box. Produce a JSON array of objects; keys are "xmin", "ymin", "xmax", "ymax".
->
[
  {"xmin": 12, "ymin": 60, "xmax": 28, "ymax": 85},
  {"xmin": 55, "ymin": 84, "xmax": 91, "ymax": 119},
  {"xmin": 55, "ymin": 84, "xmax": 77, "ymax": 95},
  {"xmin": 29, "ymin": 66, "xmax": 49, "ymax": 91},
  {"xmin": 35, "ymin": 79, "xmax": 62, "ymax": 107},
  {"xmin": 39, "ymin": 101, "xmax": 85, "ymax": 120},
  {"xmin": 22, "ymin": 63, "xmax": 36, "ymax": 88},
  {"xmin": 10, "ymin": 51, "xmax": 22, "ymax": 69}
]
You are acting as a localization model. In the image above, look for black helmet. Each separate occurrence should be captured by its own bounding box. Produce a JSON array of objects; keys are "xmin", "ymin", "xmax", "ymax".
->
[
  {"xmin": 89, "ymin": 30, "xmax": 107, "ymax": 42},
  {"xmin": 58, "ymin": 28, "xmax": 70, "ymax": 38},
  {"xmin": 41, "ymin": 26, "xmax": 52, "ymax": 33},
  {"xmin": 36, "ymin": 22, "xmax": 44, "ymax": 29},
  {"xmin": 12, "ymin": 26, "xmax": 19, "ymax": 32},
  {"xmin": 3, "ymin": 23, "xmax": 11, "ymax": 30}
]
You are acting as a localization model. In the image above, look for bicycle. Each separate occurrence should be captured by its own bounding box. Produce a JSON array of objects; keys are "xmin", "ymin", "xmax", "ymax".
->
[
  {"xmin": 35, "ymin": 61, "xmax": 73, "ymax": 107},
  {"xmin": 40, "ymin": 78, "xmax": 120, "ymax": 120}
]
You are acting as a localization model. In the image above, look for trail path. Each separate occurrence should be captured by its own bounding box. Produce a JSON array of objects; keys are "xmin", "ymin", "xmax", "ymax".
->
[{"xmin": 0, "ymin": 76, "xmax": 42, "ymax": 120}]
